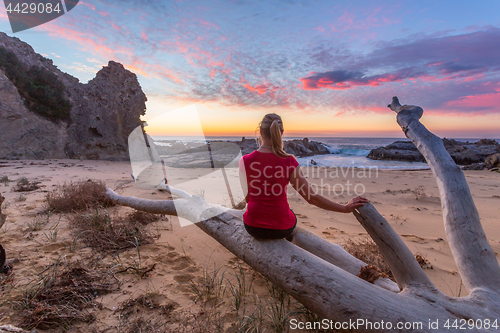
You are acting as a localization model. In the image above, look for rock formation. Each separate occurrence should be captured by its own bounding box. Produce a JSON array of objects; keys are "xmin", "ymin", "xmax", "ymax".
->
[
  {"xmin": 368, "ymin": 138, "xmax": 500, "ymax": 167},
  {"xmin": 234, "ymin": 137, "xmax": 330, "ymax": 157},
  {"xmin": 0, "ymin": 32, "xmax": 146, "ymax": 160},
  {"xmin": 485, "ymin": 153, "xmax": 500, "ymax": 169}
]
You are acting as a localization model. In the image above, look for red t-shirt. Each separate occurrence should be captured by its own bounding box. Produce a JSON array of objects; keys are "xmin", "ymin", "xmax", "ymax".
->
[{"xmin": 240, "ymin": 151, "xmax": 299, "ymax": 229}]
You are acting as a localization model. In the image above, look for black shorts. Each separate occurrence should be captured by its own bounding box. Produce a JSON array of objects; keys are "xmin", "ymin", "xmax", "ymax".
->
[{"xmin": 244, "ymin": 211, "xmax": 297, "ymax": 240}]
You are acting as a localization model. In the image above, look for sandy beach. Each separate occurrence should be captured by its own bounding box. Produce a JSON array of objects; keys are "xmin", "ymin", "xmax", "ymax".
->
[{"xmin": 0, "ymin": 159, "xmax": 499, "ymax": 331}]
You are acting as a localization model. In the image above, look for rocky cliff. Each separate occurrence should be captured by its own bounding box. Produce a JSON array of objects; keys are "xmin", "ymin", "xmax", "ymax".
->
[{"xmin": 0, "ymin": 32, "xmax": 146, "ymax": 160}]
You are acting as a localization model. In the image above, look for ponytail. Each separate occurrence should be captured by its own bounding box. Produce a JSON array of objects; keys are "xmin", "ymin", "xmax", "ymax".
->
[{"xmin": 258, "ymin": 114, "xmax": 292, "ymax": 158}]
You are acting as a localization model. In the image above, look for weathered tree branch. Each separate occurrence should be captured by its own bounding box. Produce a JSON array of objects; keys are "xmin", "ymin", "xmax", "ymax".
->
[
  {"xmin": 106, "ymin": 188, "xmax": 475, "ymax": 331},
  {"xmin": 389, "ymin": 96, "xmax": 500, "ymax": 294},
  {"xmin": 291, "ymin": 227, "xmax": 399, "ymax": 292},
  {"xmin": 353, "ymin": 203, "xmax": 434, "ymax": 291}
]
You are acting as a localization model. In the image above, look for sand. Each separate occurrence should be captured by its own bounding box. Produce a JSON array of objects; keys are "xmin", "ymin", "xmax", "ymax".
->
[{"xmin": 0, "ymin": 159, "xmax": 499, "ymax": 331}]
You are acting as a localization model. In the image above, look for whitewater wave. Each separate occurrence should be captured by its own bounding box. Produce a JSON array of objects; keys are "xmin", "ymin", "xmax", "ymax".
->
[{"xmin": 325, "ymin": 146, "xmax": 371, "ymax": 157}]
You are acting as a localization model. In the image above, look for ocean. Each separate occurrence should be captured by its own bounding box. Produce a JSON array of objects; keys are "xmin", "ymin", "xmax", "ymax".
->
[{"xmin": 151, "ymin": 136, "xmax": 499, "ymax": 170}]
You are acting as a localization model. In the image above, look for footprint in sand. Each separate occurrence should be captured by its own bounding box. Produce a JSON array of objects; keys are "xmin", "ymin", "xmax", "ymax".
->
[
  {"xmin": 321, "ymin": 231, "xmax": 335, "ymax": 239},
  {"xmin": 301, "ymin": 221, "xmax": 317, "ymax": 228},
  {"xmin": 295, "ymin": 213, "xmax": 308, "ymax": 219},
  {"xmin": 162, "ymin": 251, "xmax": 196, "ymax": 271},
  {"xmin": 174, "ymin": 274, "xmax": 193, "ymax": 283},
  {"xmin": 42, "ymin": 242, "xmax": 66, "ymax": 252},
  {"xmin": 401, "ymin": 234, "xmax": 428, "ymax": 244}
]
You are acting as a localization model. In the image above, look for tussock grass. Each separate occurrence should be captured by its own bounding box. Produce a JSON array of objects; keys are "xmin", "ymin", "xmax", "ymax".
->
[
  {"xmin": 187, "ymin": 266, "xmax": 227, "ymax": 303},
  {"xmin": 45, "ymin": 179, "xmax": 113, "ymax": 212},
  {"xmin": 12, "ymin": 177, "xmax": 40, "ymax": 192},
  {"xmin": 16, "ymin": 262, "xmax": 117, "ymax": 330},
  {"xmin": 26, "ymin": 211, "xmax": 52, "ymax": 232},
  {"xmin": 70, "ymin": 208, "xmax": 154, "ymax": 253},
  {"xmin": 1, "ymin": 175, "xmax": 10, "ymax": 186}
]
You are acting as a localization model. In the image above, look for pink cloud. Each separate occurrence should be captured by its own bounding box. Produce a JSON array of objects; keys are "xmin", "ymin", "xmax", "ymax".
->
[
  {"xmin": 35, "ymin": 19, "xmax": 182, "ymax": 84},
  {"xmin": 243, "ymin": 83, "xmax": 278, "ymax": 95},
  {"xmin": 80, "ymin": 2, "xmax": 96, "ymax": 11},
  {"xmin": 445, "ymin": 92, "xmax": 500, "ymax": 112}
]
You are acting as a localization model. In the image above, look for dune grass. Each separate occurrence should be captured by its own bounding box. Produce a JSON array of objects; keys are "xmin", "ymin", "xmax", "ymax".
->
[
  {"xmin": 70, "ymin": 208, "xmax": 155, "ymax": 253},
  {"xmin": 15, "ymin": 262, "xmax": 117, "ymax": 330},
  {"xmin": 45, "ymin": 179, "xmax": 113, "ymax": 212}
]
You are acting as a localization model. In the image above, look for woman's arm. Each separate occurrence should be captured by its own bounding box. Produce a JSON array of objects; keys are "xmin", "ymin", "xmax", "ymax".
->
[
  {"xmin": 289, "ymin": 166, "xmax": 368, "ymax": 213},
  {"xmin": 239, "ymin": 158, "xmax": 250, "ymax": 203}
]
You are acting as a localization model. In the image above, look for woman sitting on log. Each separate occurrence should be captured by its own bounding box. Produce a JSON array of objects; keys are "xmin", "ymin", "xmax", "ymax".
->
[{"xmin": 239, "ymin": 113, "xmax": 368, "ymax": 240}]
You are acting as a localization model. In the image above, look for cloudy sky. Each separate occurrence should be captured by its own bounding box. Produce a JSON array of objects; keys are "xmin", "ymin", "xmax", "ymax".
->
[{"xmin": 1, "ymin": 0, "xmax": 500, "ymax": 137}]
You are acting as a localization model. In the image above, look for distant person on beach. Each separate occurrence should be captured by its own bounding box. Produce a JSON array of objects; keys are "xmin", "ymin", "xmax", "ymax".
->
[{"xmin": 239, "ymin": 113, "xmax": 368, "ymax": 240}]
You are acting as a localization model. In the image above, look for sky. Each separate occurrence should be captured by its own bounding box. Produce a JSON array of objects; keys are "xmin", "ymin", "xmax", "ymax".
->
[{"xmin": 1, "ymin": 0, "xmax": 500, "ymax": 138}]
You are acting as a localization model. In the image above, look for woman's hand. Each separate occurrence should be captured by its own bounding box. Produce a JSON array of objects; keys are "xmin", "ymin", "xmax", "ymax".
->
[{"xmin": 343, "ymin": 196, "xmax": 369, "ymax": 213}]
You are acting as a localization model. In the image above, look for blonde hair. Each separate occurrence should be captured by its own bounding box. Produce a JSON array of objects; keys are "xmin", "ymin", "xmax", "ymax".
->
[{"xmin": 257, "ymin": 113, "xmax": 292, "ymax": 158}]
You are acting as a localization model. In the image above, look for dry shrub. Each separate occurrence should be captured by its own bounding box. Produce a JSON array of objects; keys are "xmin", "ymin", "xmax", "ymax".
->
[
  {"xmin": 126, "ymin": 210, "xmax": 162, "ymax": 225},
  {"xmin": 45, "ymin": 179, "xmax": 113, "ymax": 212},
  {"xmin": 357, "ymin": 265, "xmax": 389, "ymax": 283},
  {"xmin": 12, "ymin": 177, "xmax": 40, "ymax": 192},
  {"xmin": 415, "ymin": 253, "xmax": 433, "ymax": 269},
  {"xmin": 18, "ymin": 264, "xmax": 117, "ymax": 330},
  {"xmin": 71, "ymin": 208, "xmax": 153, "ymax": 252},
  {"xmin": 343, "ymin": 238, "xmax": 394, "ymax": 281}
]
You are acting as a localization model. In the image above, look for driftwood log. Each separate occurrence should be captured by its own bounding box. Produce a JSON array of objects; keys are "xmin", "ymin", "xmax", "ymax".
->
[{"xmin": 106, "ymin": 97, "xmax": 500, "ymax": 332}]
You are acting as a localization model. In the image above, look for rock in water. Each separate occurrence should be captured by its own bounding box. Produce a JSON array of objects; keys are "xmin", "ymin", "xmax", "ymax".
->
[
  {"xmin": 368, "ymin": 139, "xmax": 500, "ymax": 166},
  {"xmin": 367, "ymin": 141, "xmax": 425, "ymax": 163},
  {"xmin": 0, "ymin": 32, "xmax": 146, "ymax": 160},
  {"xmin": 283, "ymin": 139, "xmax": 330, "ymax": 157}
]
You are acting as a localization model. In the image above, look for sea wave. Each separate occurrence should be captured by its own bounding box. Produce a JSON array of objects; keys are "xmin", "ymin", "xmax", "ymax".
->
[
  {"xmin": 325, "ymin": 146, "xmax": 371, "ymax": 157},
  {"xmin": 300, "ymin": 154, "xmax": 430, "ymax": 170}
]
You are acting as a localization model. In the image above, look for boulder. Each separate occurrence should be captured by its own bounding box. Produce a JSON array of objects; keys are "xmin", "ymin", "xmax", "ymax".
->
[
  {"xmin": 485, "ymin": 153, "xmax": 500, "ymax": 169},
  {"xmin": 234, "ymin": 137, "xmax": 330, "ymax": 157},
  {"xmin": 237, "ymin": 138, "xmax": 259, "ymax": 155},
  {"xmin": 368, "ymin": 139, "xmax": 500, "ymax": 166},
  {"xmin": 367, "ymin": 141, "xmax": 425, "ymax": 163}
]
